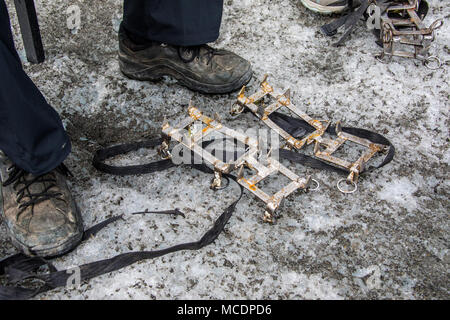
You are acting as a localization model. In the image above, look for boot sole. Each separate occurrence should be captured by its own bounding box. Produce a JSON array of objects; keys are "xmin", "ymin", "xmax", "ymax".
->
[
  {"xmin": 8, "ymin": 229, "xmax": 83, "ymax": 258},
  {"xmin": 5, "ymin": 204, "xmax": 84, "ymax": 258},
  {"xmin": 119, "ymin": 53, "xmax": 253, "ymax": 95}
]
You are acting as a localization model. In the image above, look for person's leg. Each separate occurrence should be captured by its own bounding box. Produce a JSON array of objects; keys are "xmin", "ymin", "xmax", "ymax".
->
[
  {"xmin": 122, "ymin": 0, "xmax": 224, "ymax": 46},
  {"xmin": 0, "ymin": 0, "xmax": 82, "ymax": 257},
  {"xmin": 119, "ymin": 0, "xmax": 252, "ymax": 94},
  {"xmin": 0, "ymin": 0, "xmax": 71, "ymax": 176}
]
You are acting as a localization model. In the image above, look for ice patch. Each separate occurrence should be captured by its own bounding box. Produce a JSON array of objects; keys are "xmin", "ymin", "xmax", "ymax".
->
[
  {"xmin": 378, "ymin": 178, "xmax": 418, "ymax": 211},
  {"xmin": 280, "ymin": 272, "xmax": 343, "ymax": 299},
  {"xmin": 303, "ymin": 214, "xmax": 343, "ymax": 232}
]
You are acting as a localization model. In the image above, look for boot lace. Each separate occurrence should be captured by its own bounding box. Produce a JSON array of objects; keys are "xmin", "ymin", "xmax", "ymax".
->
[
  {"xmin": 177, "ymin": 45, "xmax": 220, "ymax": 65},
  {"xmin": 2, "ymin": 164, "xmax": 72, "ymax": 218}
]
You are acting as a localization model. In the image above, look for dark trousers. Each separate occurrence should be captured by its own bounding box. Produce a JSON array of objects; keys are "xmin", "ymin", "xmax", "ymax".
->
[
  {"xmin": 123, "ymin": 0, "xmax": 224, "ymax": 46},
  {"xmin": 0, "ymin": 0, "xmax": 71, "ymax": 175},
  {"xmin": 0, "ymin": 0, "xmax": 223, "ymax": 175}
]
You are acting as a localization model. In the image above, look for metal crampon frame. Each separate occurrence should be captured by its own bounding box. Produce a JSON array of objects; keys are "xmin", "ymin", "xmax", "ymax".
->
[
  {"xmin": 232, "ymin": 75, "xmax": 329, "ymax": 151},
  {"xmin": 376, "ymin": 0, "xmax": 443, "ymax": 69},
  {"xmin": 159, "ymin": 105, "xmax": 314, "ymax": 223},
  {"xmin": 231, "ymin": 76, "xmax": 389, "ymax": 193}
]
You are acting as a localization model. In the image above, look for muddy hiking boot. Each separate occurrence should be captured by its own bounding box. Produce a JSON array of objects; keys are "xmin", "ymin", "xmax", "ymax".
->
[
  {"xmin": 118, "ymin": 23, "xmax": 253, "ymax": 94},
  {"xmin": 0, "ymin": 151, "xmax": 83, "ymax": 257}
]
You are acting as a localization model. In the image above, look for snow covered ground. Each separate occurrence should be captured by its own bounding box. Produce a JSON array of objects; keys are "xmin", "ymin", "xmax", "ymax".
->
[{"xmin": 1, "ymin": 0, "xmax": 448, "ymax": 299}]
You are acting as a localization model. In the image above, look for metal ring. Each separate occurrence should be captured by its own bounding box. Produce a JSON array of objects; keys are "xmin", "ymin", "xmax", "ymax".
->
[
  {"xmin": 230, "ymin": 102, "xmax": 244, "ymax": 117},
  {"xmin": 375, "ymin": 54, "xmax": 388, "ymax": 64},
  {"xmin": 430, "ymin": 19, "xmax": 444, "ymax": 31},
  {"xmin": 424, "ymin": 56, "xmax": 442, "ymax": 70},
  {"xmin": 211, "ymin": 176, "xmax": 230, "ymax": 191},
  {"xmin": 308, "ymin": 179, "xmax": 320, "ymax": 192},
  {"xmin": 337, "ymin": 179, "xmax": 357, "ymax": 194},
  {"xmin": 383, "ymin": 29, "xmax": 393, "ymax": 44}
]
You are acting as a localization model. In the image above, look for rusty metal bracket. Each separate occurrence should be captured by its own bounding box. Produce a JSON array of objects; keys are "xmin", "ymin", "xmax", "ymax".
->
[
  {"xmin": 238, "ymin": 156, "xmax": 312, "ymax": 223},
  {"xmin": 232, "ymin": 75, "xmax": 329, "ymax": 151},
  {"xmin": 233, "ymin": 76, "xmax": 389, "ymax": 193},
  {"xmin": 161, "ymin": 104, "xmax": 314, "ymax": 222},
  {"xmin": 313, "ymin": 122, "xmax": 387, "ymax": 187},
  {"xmin": 376, "ymin": 0, "xmax": 443, "ymax": 69}
]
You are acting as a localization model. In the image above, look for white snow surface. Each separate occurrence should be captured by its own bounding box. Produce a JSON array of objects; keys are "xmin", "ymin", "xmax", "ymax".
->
[{"xmin": 0, "ymin": 0, "xmax": 449, "ymax": 299}]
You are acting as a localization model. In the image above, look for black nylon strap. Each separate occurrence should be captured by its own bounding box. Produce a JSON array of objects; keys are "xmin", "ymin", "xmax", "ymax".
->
[
  {"xmin": 268, "ymin": 112, "xmax": 395, "ymax": 175},
  {"xmin": 321, "ymin": 14, "xmax": 349, "ymax": 37},
  {"xmin": 320, "ymin": 0, "xmax": 371, "ymax": 46},
  {"xmin": 92, "ymin": 138, "xmax": 175, "ymax": 175},
  {"xmin": 335, "ymin": 0, "xmax": 371, "ymax": 47},
  {"xmin": 0, "ymin": 182, "xmax": 243, "ymax": 300},
  {"xmin": 0, "ymin": 138, "xmax": 244, "ymax": 300}
]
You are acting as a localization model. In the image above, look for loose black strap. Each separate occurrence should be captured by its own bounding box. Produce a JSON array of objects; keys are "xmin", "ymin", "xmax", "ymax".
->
[
  {"xmin": 92, "ymin": 138, "xmax": 175, "ymax": 175},
  {"xmin": 321, "ymin": 14, "xmax": 349, "ymax": 37},
  {"xmin": 321, "ymin": 0, "xmax": 371, "ymax": 46},
  {"xmin": 0, "ymin": 180, "xmax": 243, "ymax": 300},
  {"xmin": 321, "ymin": 0, "xmax": 429, "ymax": 47},
  {"xmin": 1, "ymin": 138, "xmax": 244, "ymax": 300}
]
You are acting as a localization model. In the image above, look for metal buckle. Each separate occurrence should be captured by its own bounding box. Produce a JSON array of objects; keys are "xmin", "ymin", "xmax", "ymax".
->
[{"xmin": 161, "ymin": 104, "xmax": 313, "ymax": 222}]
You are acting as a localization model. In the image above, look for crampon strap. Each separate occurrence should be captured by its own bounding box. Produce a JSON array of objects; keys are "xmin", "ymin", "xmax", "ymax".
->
[
  {"xmin": 269, "ymin": 112, "xmax": 395, "ymax": 175},
  {"xmin": 0, "ymin": 138, "xmax": 243, "ymax": 300},
  {"xmin": 321, "ymin": 0, "xmax": 371, "ymax": 46}
]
